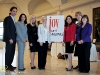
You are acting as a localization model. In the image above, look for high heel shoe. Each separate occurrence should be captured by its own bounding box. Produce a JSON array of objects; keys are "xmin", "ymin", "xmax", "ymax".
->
[
  {"xmin": 65, "ymin": 66, "xmax": 73, "ymax": 69},
  {"xmin": 66, "ymin": 68, "xmax": 73, "ymax": 71},
  {"xmin": 30, "ymin": 63, "xmax": 36, "ymax": 69},
  {"xmin": 31, "ymin": 66, "xmax": 36, "ymax": 69},
  {"xmin": 66, "ymin": 66, "xmax": 73, "ymax": 71}
]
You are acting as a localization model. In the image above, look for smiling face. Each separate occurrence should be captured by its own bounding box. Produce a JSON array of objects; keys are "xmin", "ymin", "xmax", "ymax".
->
[
  {"xmin": 66, "ymin": 17, "xmax": 72, "ymax": 25},
  {"xmin": 76, "ymin": 14, "xmax": 82, "ymax": 22},
  {"xmin": 10, "ymin": 8, "xmax": 17, "ymax": 17},
  {"xmin": 31, "ymin": 16, "xmax": 36, "ymax": 23},
  {"xmin": 75, "ymin": 12, "xmax": 82, "ymax": 22},
  {"xmin": 82, "ymin": 17, "xmax": 87, "ymax": 24},
  {"xmin": 81, "ymin": 15, "xmax": 89, "ymax": 24},
  {"xmin": 21, "ymin": 15, "xmax": 26, "ymax": 22},
  {"xmin": 42, "ymin": 17, "xmax": 47, "ymax": 24}
]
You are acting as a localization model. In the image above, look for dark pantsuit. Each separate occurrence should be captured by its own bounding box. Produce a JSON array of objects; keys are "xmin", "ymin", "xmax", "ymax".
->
[
  {"xmin": 74, "ymin": 42, "xmax": 79, "ymax": 67},
  {"xmin": 78, "ymin": 42, "xmax": 91, "ymax": 72},
  {"xmin": 5, "ymin": 41, "xmax": 16, "ymax": 68},
  {"xmin": 38, "ymin": 42, "xmax": 48, "ymax": 68}
]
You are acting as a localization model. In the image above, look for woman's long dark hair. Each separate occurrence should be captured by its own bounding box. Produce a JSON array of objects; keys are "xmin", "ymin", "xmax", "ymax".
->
[
  {"xmin": 18, "ymin": 13, "xmax": 27, "ymax": 24},
  {"xmin": 65, "ymin": 15, "xmax": 73, "ymax": 27}
]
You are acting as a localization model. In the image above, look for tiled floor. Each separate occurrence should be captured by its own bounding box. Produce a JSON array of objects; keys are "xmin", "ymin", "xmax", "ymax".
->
[{"xmin": 0, "ymin": 49, "xmax": 100, "ymax": 75}]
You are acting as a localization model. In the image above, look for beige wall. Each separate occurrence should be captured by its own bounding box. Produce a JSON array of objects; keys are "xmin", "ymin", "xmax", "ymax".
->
[
  {"xmin": 34, "ymin": 1, "xmax": 100, "ymax": 25},
  {"xmin": 0, "ymin": 1, "xmax": 100, "ymax": 24},
  {"xmin": 62, "ymin": 1, "xmax": 100, "ymax": 25},
  {"xmin": 0, "ymin": 4, "xmax": 22, "ymax": 22},
  {"xmin": 33, "ymin": 1, "xmax": 53, "ymax": 13}
]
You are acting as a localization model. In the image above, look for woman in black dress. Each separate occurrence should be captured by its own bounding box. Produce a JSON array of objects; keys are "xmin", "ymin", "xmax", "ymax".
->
[
  {"xmin": 73, "ymin": 11, "xmax": 82, "ymax": 69},
  {"xmin": 27, "ymin": 15, "xmax": 38, "ymax": 69}
]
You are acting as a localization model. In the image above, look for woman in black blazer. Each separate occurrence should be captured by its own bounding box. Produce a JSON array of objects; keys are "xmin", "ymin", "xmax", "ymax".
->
[{"xmin": 27, "ymin": 15, "xmax": 38, "ymax": 69}]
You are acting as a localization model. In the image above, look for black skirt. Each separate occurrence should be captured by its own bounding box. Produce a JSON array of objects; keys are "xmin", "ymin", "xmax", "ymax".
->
[
  {"xmin": 30, "ymin": 41, "xmax": 39, "ymax": 52},
  {"xmin": 65, "ymin": 42, "xmax": 75, "ymax": 53}
]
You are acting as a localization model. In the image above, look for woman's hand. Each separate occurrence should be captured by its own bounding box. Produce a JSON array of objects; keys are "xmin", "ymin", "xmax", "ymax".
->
[
  {"xmin": 70, "ymin": 41, "xmax": 74, "ymax": 46},
  {"xmin": 97, "ymin": 52, "xmax": 100, "ymax": 60},
  {"xmin": 80, "ymin": 40, "xmax": 84, "ymax": 44},
  {"xmin": 62, "ymin": 42, "xmax": 65, "ymax": 46},
  {"xmin": 23, "ymin": 39, "xmax": 27, "ymax": 43},
  {"xmin": 48, "ymin": 43, "xmax": 51, "ymax": 47},
  {"xmin": 40, "ymin": 42, "xmax": 43, "ymax": 46},
  {"xmin": 78, "ymin": 41, "xmax": 81, "ymax": 44},
  {"xmin": 30, "ymin": 43, "xmax": 33, "ymax": 46}
]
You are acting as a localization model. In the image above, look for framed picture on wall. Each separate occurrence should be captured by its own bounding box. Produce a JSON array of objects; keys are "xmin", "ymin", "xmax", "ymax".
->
[{"xmin": 93, "ymin": 7, "xmax": 100, "ymax": 42}]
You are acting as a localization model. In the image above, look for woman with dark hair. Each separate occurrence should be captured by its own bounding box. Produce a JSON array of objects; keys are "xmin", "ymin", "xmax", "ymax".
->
[
  {"xmin": 63, "ymin": 15, "xmax": 76, "ymax": 71},
  {"xmin": 15, "ymin": 13, "xmax": 28, "ymax": 71},
  {"xmin": 27, "ymin": 15, "xmax": 38, "ymax": 69},
  {"xmin": 77, "ymin": 15, "xmax": 92, "ymax": 73}
]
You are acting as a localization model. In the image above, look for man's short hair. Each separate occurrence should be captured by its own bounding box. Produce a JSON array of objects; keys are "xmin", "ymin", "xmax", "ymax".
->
[{"xmin": 10, "ymin": 6, "xmax": 17, "ymax": 11}]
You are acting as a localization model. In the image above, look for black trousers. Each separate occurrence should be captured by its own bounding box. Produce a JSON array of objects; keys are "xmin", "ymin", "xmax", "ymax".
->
[
  {"xmin": 74, "ymin": 42, "xmax": 79, "ymax": 67},
  {"xmin": 5, "ymin": 41, "xmax": 16, "ymax": 68},
  {"xmin": 78, "ymin": 42, "xmax": 91, "ymax": 72},
  {"xmin": 38, "ymin": 42, "xmax": 48, "ymax": 68}
]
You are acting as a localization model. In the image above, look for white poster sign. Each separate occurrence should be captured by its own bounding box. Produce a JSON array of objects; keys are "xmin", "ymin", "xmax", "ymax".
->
[{"xmin": 47, "ymin": 16, "xmax": 64, "ymax": 42}]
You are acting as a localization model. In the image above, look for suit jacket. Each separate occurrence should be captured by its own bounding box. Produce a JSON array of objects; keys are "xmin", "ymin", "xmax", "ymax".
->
[
  {"xmin": 63, "ymin": 23, "xmax": 76, "ymax": 42},
  {"xmin": 38, "ymin": 24, "xmax": 51, "ymax": 43},
  {"xmin": 76, "ymin": 23, "xmax": 92, "ymax": 42},
  {"xmin": 15, "ymin": 21, "xmax": 28, "ymax": 42},
  {"xmin": 3, "ymin": 16, "xmax": 16, "ymax": 42}
]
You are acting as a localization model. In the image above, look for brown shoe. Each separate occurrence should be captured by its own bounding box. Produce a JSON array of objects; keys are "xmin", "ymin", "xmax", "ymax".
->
[
  {"xmin": 11, "ymin": 65, "xmax": 17, "ymax": 70},
  {"xmin": 6, "ymin": 67, "xmax": 14, "ymax": 71},
  {"xmin": 12, "ymin": 66, "xmax": 16, "ymax": 70}
]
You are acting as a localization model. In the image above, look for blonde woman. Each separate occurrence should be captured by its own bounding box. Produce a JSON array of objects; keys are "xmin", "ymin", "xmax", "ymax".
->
[
  {"xmin": 73, "ymin": 11, "xmax": 82, "ymax": 69},
  {"xmin": 38, "ymin": 16, "xmax": 51, "ymax": 70},
  {"xmin": 27, "ymin": 15, "xmax": 38, "ymax": 69}
]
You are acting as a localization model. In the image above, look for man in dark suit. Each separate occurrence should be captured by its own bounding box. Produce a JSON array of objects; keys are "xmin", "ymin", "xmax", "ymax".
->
[{"xmin": 3, "ymin": 6, "xmax": 17, "ymax": 71}]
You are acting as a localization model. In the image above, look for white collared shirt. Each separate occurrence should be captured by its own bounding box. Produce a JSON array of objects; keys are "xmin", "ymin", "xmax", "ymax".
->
[{"xmin": 10, "ymin": 15, "xmax": 15, "ymax": 22}]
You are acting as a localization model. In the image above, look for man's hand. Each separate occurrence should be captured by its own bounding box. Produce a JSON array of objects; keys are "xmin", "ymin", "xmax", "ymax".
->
[{"xmin": 9, "ymin": 39, "xmax": 13, "ymax": 44}]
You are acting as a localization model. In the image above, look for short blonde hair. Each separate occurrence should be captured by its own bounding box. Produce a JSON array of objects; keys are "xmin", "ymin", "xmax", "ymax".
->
[
  {"xmin": 75, "ymin": 11, "xmax": 82, "ymax": 17},
  {"xmin": 30, "ymin": 15, "xmax": 36, "ymax": 26},
  {"xmin": 41, "ymin": 16, "xmax": 47, "ymax": 20}
]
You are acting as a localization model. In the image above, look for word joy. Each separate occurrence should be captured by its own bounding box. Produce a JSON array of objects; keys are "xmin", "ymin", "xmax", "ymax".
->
[{"xmin": 49, "ymin": 16, "xmax": 59, "ymax": 28}]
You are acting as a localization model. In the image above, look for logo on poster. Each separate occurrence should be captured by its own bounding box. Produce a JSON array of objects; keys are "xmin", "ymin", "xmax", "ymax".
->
[{"xmin": 49, "ymin": 16, "xmax": 63, "ymax": 36}]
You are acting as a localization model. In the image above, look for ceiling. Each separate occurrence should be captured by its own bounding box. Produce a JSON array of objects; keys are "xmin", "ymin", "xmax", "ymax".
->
[
  {"xmin": 0, "ymin": 0, "xmax": 68, "ymax": 4},
  {"xmin": 0, "ymin": 0, "xmax": 14, "ymax": 3}
]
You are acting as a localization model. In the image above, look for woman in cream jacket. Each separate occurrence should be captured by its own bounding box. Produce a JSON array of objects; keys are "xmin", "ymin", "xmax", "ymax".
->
[{"xmin": 38, "ymin": 16, "xmax": 51, "ymax": 70}]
